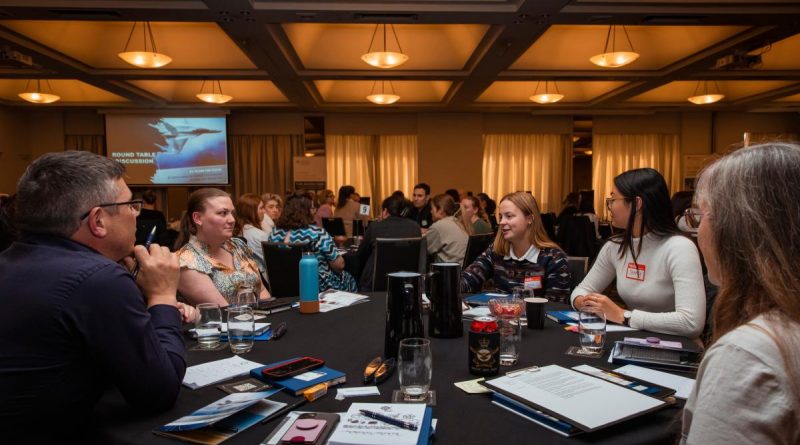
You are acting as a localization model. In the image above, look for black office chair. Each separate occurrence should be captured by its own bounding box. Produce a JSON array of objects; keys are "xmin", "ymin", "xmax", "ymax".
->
[
  {"xmin": 463, "ymin": 232, "xmax": 495, "ymax": 268},
  {"xmin": 566, "ymin": 256, "xmax": 589, "ymax": 292},
  {"xmin": 541, "ymin": 212, "xmax": 557, "ymax": 241},
  {"xmin": 557, "ymin": 215, "xmax": 598, "ymax": 259},
  {"xmin": 322, "ymin": 217, "xmax": 346, "ymax": 237},
  {"xmin": 372, "ymin": 237, "xmax": 423, "ymax": 292},
  {"xmin": 262, "ymin": 242, "xmax": 307, "ymax": 298}
]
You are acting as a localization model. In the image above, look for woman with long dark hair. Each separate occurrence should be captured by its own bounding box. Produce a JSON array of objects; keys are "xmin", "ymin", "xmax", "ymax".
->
[
  {"xmin": 680, "ymin": 143, "xmax": 800, "ymax": 443},
  {"xmin": 333, "ymin": 185, "xmax": 368, "ymax": 237},
  {"xmin": 571, "ymin": 168, "xmax": 705, "ymax": 337}
]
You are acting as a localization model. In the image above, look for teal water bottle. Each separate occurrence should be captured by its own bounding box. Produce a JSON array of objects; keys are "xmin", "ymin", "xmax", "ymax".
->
[{"xmin": 299, "ymin": 251, "xmax": 319, "ymax": 313}]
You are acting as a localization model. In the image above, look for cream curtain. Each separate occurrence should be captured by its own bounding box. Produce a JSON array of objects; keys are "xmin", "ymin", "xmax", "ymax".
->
[
  {"xmin": 482, "ymin": 134, "xmax": 572, "ymax": 213},
  {"xmin": 376, "ymin": 135, "xmax": 418, "ymax": 201},
  {"xmin": 325, "ymin": 135, "xmax": 376, "ymax": 205},
  {"xmin": 229, "ymin": 135, "xmax": 304, "ymax": 199},
  {"xmin": 593, "ymin": 134, "xmax": 681, "ymax": 219},
  {"xmin": 64, "ymin": 135, "xmax": 104, "ymax": 155}
]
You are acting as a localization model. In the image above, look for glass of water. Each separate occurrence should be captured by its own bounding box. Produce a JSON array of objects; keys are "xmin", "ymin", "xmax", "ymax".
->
[
  {"xmin": 489, "ymin": 297, "xmax": 524, "ymax": 365},
  {"xmin": 195, "ymin": 303, "xmax": 222, "ymax": 349},
  {"xmin": 227, "ymin": 305, "xmax": 255, "ymax": 354},
  {"xmin": 579, "ymin": 310, "xmax": 606, "ymax": 353},
  {"xmin": 235, "ymin": 285, "xmax": 258, "ymax": 310},
  {"xmin": 398, "ymin": 338, "xmax": 432, "ymax": 402}
]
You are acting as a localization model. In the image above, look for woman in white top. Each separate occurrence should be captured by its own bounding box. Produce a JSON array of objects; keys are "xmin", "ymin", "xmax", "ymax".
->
[
  {"xmin": 680, "ymin": 143, "xmax": 800, "ymax": 444},
  {"xmin": 571, "ymin": 168, "xmax": 705, "ymax": 338},
  {"xmin": 234, "ymin": 193, "xmax": 270, "ymax": 273},
  {"xmin": 425, "ymin": 194, "xmax": 469, "ymax": 264}
]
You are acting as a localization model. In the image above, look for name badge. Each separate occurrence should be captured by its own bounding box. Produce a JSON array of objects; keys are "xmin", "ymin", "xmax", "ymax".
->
[
  {"xmin": 524, "ymin": 275, "xmax": 543, "ymax": 290},
  {"xmin": 626, "ymin": 262, "xmax": 646, "ymax": 281}
]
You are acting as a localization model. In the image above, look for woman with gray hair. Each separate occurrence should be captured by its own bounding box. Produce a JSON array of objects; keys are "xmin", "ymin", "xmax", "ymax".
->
[{"xmin": 680, "ymin": 142, "xmax": 800, "ymax": 444}]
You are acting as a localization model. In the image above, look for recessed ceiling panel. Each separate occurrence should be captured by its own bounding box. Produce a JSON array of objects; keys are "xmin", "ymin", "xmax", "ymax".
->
[
  {"xmin": 774, "ymin": 92, "xmax": 800, "ymax": 102},
  {"xmin": 758, "ymin": 33, "xmax": 800, "ymax": 69},
  {"xmin": 627, "ymin": 80, "xmax": 795, "ymax": 102},
  {"xmin": 0, "ymin": 79, "xmax": 128, "ymax": 103},
  {"xmin": 1, "ymin": 20, "xmax": 256, "ymax": 69},
  {"xmin": 511, "ymin": 25, "xmax": 748, "ymax": 70},
  {"xmin": 128, "ymin": 80, "xmax": 288, "ymax": 103},
  {"xmin": 284, "ymin": 24, "xmax": 488, "ymax": 70},
  {"xmin": 314, "ymin": 80, "xmax": 451, "ymax": 103},
  {"xmin": 477, "ymin": 81, "xmax": 627, "ymax": 102}
]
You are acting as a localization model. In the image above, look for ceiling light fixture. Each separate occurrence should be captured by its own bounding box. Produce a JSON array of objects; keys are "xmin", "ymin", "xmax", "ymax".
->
[
  {"xmin": 118, "ymin": 21, "xmax": 172, "ymax": 68},
  {"xmin": 687, "ymin": 80, "xmax": 725, "ymax": 105},
  {"xmin": 196, "ymin": 79, "xmax": 232, "ymax": 104},
  {"xmin": 529, "ymin": 80, "xmax": 564, "ymax": 104},
  {"xmin": 366, "ymin": 80, "xmax": 400, "ymax": 105},
  {"xmin": 361, "ymin": 24, "xmax": 408, "ymax": 69},
  {"xmin": 590, "ymin": 25, "xmax": 640, "ymax": 68},
  {"xmin": 18, "ymin": 79, "xmax": 60, "ymax": 104}
]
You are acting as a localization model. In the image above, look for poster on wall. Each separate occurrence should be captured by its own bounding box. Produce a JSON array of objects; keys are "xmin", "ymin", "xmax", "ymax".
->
[
  {"xmin": 683, "ymin": 154, "xmax": 719, "ymax": 190},
  {"xmin": 293, "ymin": 156, "xmax": 326, "ymax": 190}
]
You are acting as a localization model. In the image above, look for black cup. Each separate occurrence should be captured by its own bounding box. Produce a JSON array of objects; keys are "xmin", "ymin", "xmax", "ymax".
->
[{"xmin": 525, "ymin": 297, "xmax": 548, "ymax": 329}]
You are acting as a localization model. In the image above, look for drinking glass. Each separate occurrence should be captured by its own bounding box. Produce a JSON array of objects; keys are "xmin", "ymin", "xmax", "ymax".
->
[
  {"xmin": 227, "ymin": 305, "xmax": 255, "ymax": 354},
  {"xmin": 512, "ymin": 287, "xmax": 529, "ymax": 327},
  {"xmin": 235, "ymin": 285, "xmax": 258, "ymax": 310},
  {"xmin": 488, "ymin": 297, "xmax": 524, "ymax": 366},
  {"xmin": 398, "ymin": 338, "xmax": 432, "ymax": 401},
  {"xmin": 195, "ymin": 303, "xmax": 222, "ymax": 349},
  {"xmin": 579, "ymin": 310, "xmax": 606, "ymax": 353}
]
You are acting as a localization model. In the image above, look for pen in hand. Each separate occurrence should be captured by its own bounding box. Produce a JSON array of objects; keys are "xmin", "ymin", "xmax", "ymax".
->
[
  {"xmin": 359, "ymin": 409, "xmax": 418, "ymax": 431},
  {"xmin": 132, "ymin": 226, "xmax": 157, "ymax": 280}
]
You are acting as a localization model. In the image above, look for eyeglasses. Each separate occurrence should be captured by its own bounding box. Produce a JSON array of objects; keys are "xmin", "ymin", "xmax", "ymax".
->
[
  {"xmin": 683, "ymin": 208, "xmax": 704, "ymax": 228},
  {"xmin": 605, "ymin": 197, "xmax": 629, "ymax": 211},
  {"xmin": 81, "ymin": 199, "xmax": 143, "ymax": 220}
]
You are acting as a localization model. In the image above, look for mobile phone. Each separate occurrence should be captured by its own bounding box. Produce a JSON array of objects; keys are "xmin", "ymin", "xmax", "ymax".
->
[
  {"xmin": 262, "ymin": 357, "xmax": 325, "ymax": 380},
  {"xmin": 280, "ymin": 418, "xmax": 327, "ymax": 444}
]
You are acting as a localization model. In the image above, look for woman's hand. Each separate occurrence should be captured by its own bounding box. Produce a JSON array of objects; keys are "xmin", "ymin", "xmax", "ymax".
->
[
  {"xmin": 176, "ymin": 302, "xmax": 198, "ymax": 324},
  {"xmin": 577, "ymin": 293, "xmax": 626, "ymax": 324}
]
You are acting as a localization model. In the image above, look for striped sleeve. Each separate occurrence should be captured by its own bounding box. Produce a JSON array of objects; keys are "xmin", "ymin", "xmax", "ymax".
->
[
  {"xmin": 461, "ymin": 246, "xmax": 494, "ymax": 293},
  {"xmin": 542, "ymin": 248, "xmax": 571, "ymax": 304}
]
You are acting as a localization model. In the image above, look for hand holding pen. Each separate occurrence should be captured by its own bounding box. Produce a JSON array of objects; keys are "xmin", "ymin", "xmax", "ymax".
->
[{"xmin": 132, "ymin": 226, "xmax": 158, "ymax": 280}]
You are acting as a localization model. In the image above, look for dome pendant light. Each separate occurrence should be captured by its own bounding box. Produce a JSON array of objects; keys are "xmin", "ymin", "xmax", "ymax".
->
[
  {"xmin": 18, "ymin": 79, "xmax": 60, "ymax": 104},
  {"xmin": 366, "ymin": 80, "xmax": 400, "ymax": 104},
  {"xmin": 118, "ymin": 21, "xmax": 172, "ymax": 68},
  {"xmin": 529, "ymin": 80, "xmax": 564, "ymax": 104},
  {"xmin": 196, "ymin": 79, "xmax": 233, "ymax": 104},
  {"xmin": 361, "ymin": 24, "xmax": 409, "ymax": 69},
  {"xmin": 590, "ymin": 25, "xmax": 640, "ymax": 68},
  {"xmin": 687, "ymin": 80, "xmax": 725, "ymax": 105}
]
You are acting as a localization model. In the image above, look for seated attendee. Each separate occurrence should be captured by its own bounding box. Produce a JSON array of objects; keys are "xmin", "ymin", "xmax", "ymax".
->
[
  {"xmin": 680, "ymin": 143, "xmax": 800, "ymax": 444},
  {"xmin": 425, "ymin": 194, "xmax": 469, "ymax": 264},
  {"xmin": 461, "ymin": 196, "xmax": 493, "ymax": 235},
  {"xmin": 234, "ymin": 193, "xmax": 270, "ymax": 272},
  {"xmin": 270, "ymin": 193, "xmax": 358, "ymax": 292},
  {"xmin": 0, "ymin": 151, "xmax": 190, "ymax": 442},
  {"xmin": 333, "ymin": 185, "xmax": 368, "ymax": 237},
  {"xmin": 356, "ymin": 195, "xmax": 422, "ymax": 291},
  {"xmin": 571, "ymin": 168, "xmax": 705, "ymax": 338},
  {"xmin": 314, "ymin": 189, "xmax": 335, "ymax": 227},
  {"xmin": 260, "ymin": 193, "xmax": 282, "ymax": 234},
  {"xmin": 444, "ymin": 188, "xmax": 461, "ymax": 205},
  {"xmin": 462, "ymin": 192, "xmax": 571, "ymax": 302},
  {"xmin": 176, "ymin": 188, "xmax": 270, "ymax": 306},
  {"xmin": 574, "ymin": 194, "xmax": 601, "ymax": 239},
  {"xmin": 136, "ymin": 189, "xmax": 168, "ymax": 245},
  {"xmin": 671, "ymin": 190, "xmax": 697, "ymax": 234},
  {"xmin": 408, "ymin": 183, "xmax": 433, "ymax": 231},
  {"xmin": 477, "ymin": 192, "xmax": 498, "ymax": 231}
]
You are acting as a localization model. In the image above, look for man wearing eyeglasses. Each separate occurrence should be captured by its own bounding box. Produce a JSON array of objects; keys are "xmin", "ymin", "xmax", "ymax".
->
[{"xmin": 0, "ymin": 151, "xmax": 187, "ymax": 442}]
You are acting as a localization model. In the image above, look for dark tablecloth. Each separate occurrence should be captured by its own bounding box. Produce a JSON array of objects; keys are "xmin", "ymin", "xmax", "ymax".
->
[{"xmin": 91, "ymin": 295, "xmax": 686, "ymax": 445}]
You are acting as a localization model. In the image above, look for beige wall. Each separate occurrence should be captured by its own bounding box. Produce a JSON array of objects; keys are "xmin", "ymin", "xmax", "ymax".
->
[
  {"xmin": 0, "ymin": 108, "xmax": 31, "ymax": 193},
  {"xmin": 714, "ymin": 111, "xmax": 800, "ymax": 153}
]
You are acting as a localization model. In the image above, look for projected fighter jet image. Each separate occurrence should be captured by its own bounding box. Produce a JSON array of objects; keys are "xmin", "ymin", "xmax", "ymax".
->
[{"xmin": 149, "ymin": 119, "xmax": 222, "ymax": 154}]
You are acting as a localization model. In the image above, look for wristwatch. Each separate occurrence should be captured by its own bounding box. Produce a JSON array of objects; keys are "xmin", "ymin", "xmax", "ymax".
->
[{"xmin": 623, "ymin": 310, "xmax": 632, "ymax": 327}]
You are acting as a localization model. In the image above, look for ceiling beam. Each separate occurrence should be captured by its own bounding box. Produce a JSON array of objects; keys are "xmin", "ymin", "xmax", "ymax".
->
[
  {"xmin": 731, "ymin": 81, "xmax": 800, "ymax": 106},
  {"xmin": 91, "ymin": 69, "xmax": 270, "ymax": 80}
]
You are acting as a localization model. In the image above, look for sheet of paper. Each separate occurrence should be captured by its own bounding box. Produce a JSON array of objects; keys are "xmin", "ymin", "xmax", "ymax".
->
[
  {"xmin": 485, "ymin": 364, "xmax": 664, "ymax": 431},
  {"xmin": 566, "ymin": 322, "xmax": 637, "ymax": 332},
  {"xmin": 182, "ymin": 356, "xmax": 263, "ymax": 389},
  {"xmin": 318, "ymin": 290, "xmax": 370, "ymax": 312},
  {"xmin": 294, "ymin": 370, "xmax": 325, "ymax": 382},
  {"xmin": 624, "ymin": 337, "xmax": 681, "ymax": 348},
  {"xmin": 159, "ymin": 390, "xmax": 278, "ymax": 430},
  {"xmin": 454, "ymin": 378, "xmax": 492, "ymax": 394},
  {"xmin": 336, "ymin": 386, "xmax": 381, "ymax": 400},
  {"xmin": 614, "ymin": 364, "xmax": 696, "ymax": 399},
  {"xmin": 327, "ymin": 402, "xmax": 426, "ymax": 445},
  {"xmin": 462, "ymin": 306, "xmax": 491, "ymax": 319}
]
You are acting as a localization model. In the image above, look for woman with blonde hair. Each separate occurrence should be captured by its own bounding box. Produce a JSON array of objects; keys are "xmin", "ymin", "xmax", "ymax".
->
[
  {"xmin": 461, "ymin": 195, "xmax": 493, "ymax": 235},
  {"xmin": 425, "ymin": 194, "xmax": 470, "ymax": 264},
  {"xmin": 462, "ymin": 191, "xmax": 570, "ymax": 302},
  {"xmin": 680, "ymin": 143, "xmax": 800, "ymax": 444},
  {"xmin": 314, "ymin": 189, "xmax": 335, "ymax": 227}
]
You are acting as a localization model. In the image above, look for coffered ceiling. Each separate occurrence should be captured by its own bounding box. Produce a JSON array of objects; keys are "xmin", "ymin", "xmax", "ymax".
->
[{"xmin": 0, "ymin": 0, "xmax": 797, "ymax": 113}]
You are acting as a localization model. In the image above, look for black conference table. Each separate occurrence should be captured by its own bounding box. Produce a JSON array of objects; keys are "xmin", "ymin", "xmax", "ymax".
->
[{"xmin": 93, "ymin": 294, "xmax": 689, "ymax": 445}]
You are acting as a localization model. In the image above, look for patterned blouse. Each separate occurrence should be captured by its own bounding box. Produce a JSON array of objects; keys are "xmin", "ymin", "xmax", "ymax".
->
[
  {"xmin": 178, "ymin": 236, "xmax": 262, "ymax": 304},
  {"xmin": 269, "ymin": 225, "xmax": 358, "ymax": 292}
]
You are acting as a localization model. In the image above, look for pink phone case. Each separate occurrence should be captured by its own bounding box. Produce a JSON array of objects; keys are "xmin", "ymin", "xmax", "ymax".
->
[{"xmin": 280, "ymin": 418, "xmax": 327, "ymax": 444}]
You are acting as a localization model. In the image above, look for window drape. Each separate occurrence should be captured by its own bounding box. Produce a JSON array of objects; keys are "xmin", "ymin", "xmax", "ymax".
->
[
  {"xmin": 376, "ymin": 135, "xmax": 418, "ymax": 201},
  {"xmin": 229, "ymin": 135, "xmax": 304, "ymax": 199},
  {"xmin": 592, "ymin": 134, "xmax": 681, "ymax": 219},
  {"xmin": 481, "ymin": 134, "xmax": 572, "ymax": 213},
  {"xmin": 64, "ymin": 135, "xmax": 104, "ymax": 155}
]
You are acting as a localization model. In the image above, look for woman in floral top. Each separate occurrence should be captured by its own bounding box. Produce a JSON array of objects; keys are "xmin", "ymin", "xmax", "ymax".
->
[
  {"xmin": 175, "ymin": 188, "xmax": 271, "ymax": 306},
  {"xmin": 270, "ymin": 192, "xmax": 358, "ymax": 292}
]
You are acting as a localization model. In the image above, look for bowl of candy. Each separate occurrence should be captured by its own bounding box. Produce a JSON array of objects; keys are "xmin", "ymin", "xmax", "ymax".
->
[{"xmin": 488, "ymin": 297, "xmax": 524, "ymax": 319}]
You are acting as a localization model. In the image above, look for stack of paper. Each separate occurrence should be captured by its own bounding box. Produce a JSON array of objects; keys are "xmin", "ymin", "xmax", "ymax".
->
[
  {"xmin": 182, "ymin": 356, "xmax": 263, "ymax": 389},
  {"xmin": 318, "ymin": 290, "xmax": 369, "ymax": 313},
  {"xmin": 327, "ymin": 403, "xmax": 432, "ymax": 445}
]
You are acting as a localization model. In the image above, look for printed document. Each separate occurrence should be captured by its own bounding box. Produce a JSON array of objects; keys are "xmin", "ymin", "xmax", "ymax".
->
[{"xmin": 183, "ymin": 356, "xmax": 263, "ymax": 389}]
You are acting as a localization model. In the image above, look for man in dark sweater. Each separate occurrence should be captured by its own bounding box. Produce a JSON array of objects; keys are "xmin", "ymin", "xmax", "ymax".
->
[
  {"xmin": 0, "ymin": 151, "xmax": 189, "ymax": 443},
  {"xmin": 357, "ymin": 194, "xmax": 422, "ymax": 291},
  {"xmin": 406, "ymin": 182, "xmax": 433, "ymax": 231}
]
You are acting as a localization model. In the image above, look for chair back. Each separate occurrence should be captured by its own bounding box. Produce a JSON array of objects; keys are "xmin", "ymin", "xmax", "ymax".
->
[
  {"xmin": 540, "ymin": 212, "xmax": 557, "ymax": 241},
  {"xmin": 557, "ymin": 215, "xmax": 598, "ymax": 259},
  {"xmin": 262, "ymin": 242, "xmax": 306, "ymax": 298},
  {"xmin": 372, "ymin": 237, "xmax": 423, "ymax": 292},
  {"xmin": 352, "ymin": 219, "xmax": 366, "ymax": 237},
  {"xmin": 322, "ymin": 218, "xmax": 346, "ymax": 237},
  {"xmin": 566, "ymin": 256, "xmax": 589, "ymax": 292},
  {"xmin": 463, "ymin": 232, "xmax": 495, "ymax": 267}
]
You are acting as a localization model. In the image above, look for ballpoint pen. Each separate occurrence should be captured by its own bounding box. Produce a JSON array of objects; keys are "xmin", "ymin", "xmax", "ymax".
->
[
  {"xmin": 132, "ymin": 226, "xmax": 157, "ymax": 280},
  {"xmin": 358, "ymin": 409, "xmax": 418, "ymax": 431}
]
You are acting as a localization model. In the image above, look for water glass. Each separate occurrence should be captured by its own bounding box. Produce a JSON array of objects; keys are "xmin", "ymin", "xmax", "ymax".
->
[
  {"xmin": 398, "ymin": 338, "xmax": 432, "ymax": 401},
  {"xmin": 195, "ymin": 303, "xmax": 222, "ymax": 349},
  {"xmin": 488, "ymin": 297, "xmax": 524, "ymax": 366},
  {"xmin": 227, "ymin": 305, "xmax": 255, "ymax": 354},
  {"xmin": 512, "ymin": 287, "xmax": 529, "ymax": 327},
  {"xmin": 579, "ymin": 310, "xmax": 606, "ymax": 353},
  {"xmin": 235, "ymin": 285, "xmax": 258, "ymax": 310}
]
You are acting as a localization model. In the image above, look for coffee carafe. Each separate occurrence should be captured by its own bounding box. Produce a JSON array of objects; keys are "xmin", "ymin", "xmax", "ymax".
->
[
  {"xmin": 427, "ymin": 262, "xmax": 464, "ymax": 338},
  {"xmin": 384, "ymin": 272, "xmax": 424, "ymax": 359}
]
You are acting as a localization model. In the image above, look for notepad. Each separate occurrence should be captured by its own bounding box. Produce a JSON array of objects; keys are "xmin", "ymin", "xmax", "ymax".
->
[
  {"xmin": 182, "ymin": 356, "xmax": 264, "ymax": 390},
  {"xmin": 614, "ymin": 364, "xmax": 695, "ymax": 399}
]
